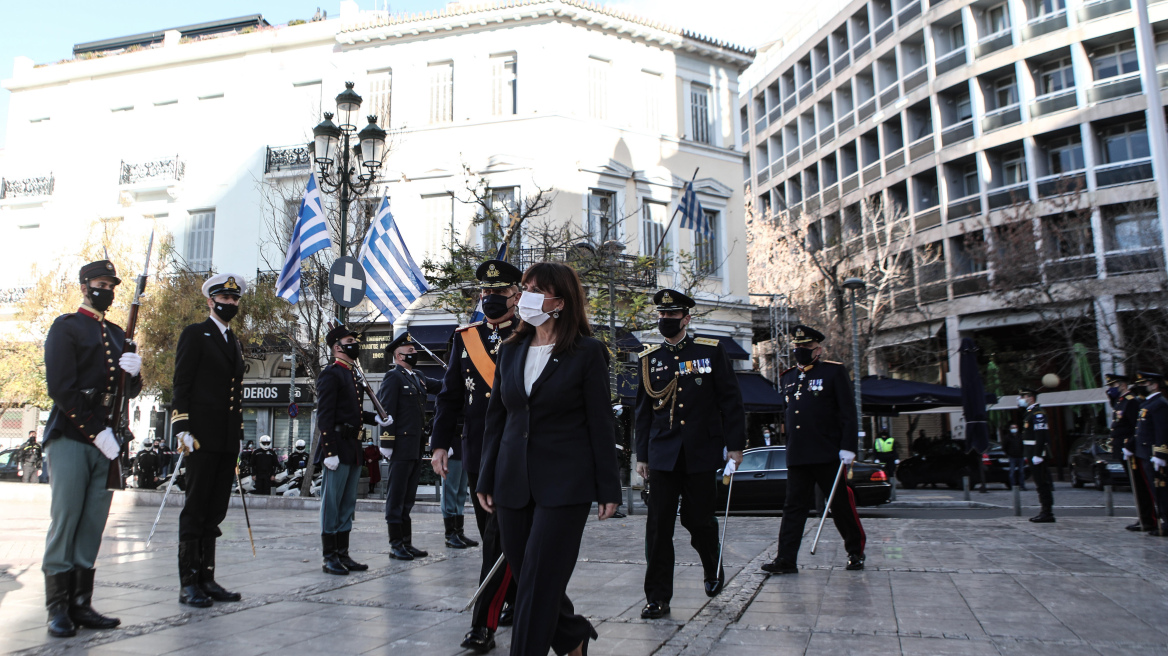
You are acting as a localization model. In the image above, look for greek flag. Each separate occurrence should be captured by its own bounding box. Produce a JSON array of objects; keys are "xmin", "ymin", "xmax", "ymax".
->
[
  {"xmin": 677, "ymin": 181, "xmax": 710, "ymax": 239},
  {"xmin": 468, "ymin": 242, "xmax": 509, "ymax": 324},
  {"xmin": 358, "ymin": 195, "xmax": 430, "ymax": 322},
  {"xmin": 276, "ymin": 173, "xmax": 332, "ymax": 303}
]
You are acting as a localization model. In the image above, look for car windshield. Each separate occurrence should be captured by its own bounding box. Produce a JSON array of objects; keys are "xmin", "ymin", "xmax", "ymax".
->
[{"xmin": 0, "ymin": 452, "xmax": 10, "ymax": 466}]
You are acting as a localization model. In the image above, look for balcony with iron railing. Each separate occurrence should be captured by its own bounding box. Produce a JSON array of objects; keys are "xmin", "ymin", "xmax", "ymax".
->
[
  {"xmin": 1029, "ymin": 87, "xmax": 1077, "ymax": 118},
  {"xmin": 975, "ymin": 28, "xmax": 1013, "ymax": 59},
  {"xmin": 874, "ymin": 15, "xmax": 896, "ymax": 43},
  {"xmin": 915, "ymin": 205, "xmax": 942, "ymax": 230},
  {"xmin": 1087, "ymin": 71, "xmax": 1142, "ymax": 103},
  {"xmin": 885, "ymin": 149, "xmax": 906, "ymax": 172},
  {"xmin": 1036, "ymin": 170, "xmax": 1086, "ymax": 197},
  {"xmin": 1022, "ymin": 9, "xmax": 1068, "ymax": 39},
  {"xmin": 853, "ymin": 33, "xmax": 873, "ymax": 58},
  {"xmin": 909, "ymin": 134, "xmax": 934, "ymax": 161},
  {"xmin": 1095, "ymin": 157, "xmax": 1153, "ymax": 187},
  {"xmin": 266, "ymin": 144, "xmax": 313, "ymax": 174},
  {"xmin": 903, "ymin": 64, "xmax": 929, "ymax": 93},
  {"xmin": 834, "ymin": 52, "xmax": 852, "ymax": 75},
  {"xmin": 986, "ymin": 180, "xmax": 1030, "ymax": 210},
  {"xmin": 1104, "ymin": 247, "xmax": 1163, "ymax": 275},
  {"xmin": 1078, "ymin": 0, "xmax": 1131, "ymax": 22},
  {"xmin": 940, "ymin": 118, "xmax": 975, "ymax": 146},
  {"xmin": 981, "ymin": 102, "xmax": 1022, "ymax": 132},
  {"xmin": 879, "ymin": 83, "xmax": 901, "ymax": 108},
  {"xmin": 1044, "ymin": 254, "xmax": 1098, "ymax": 281},
  {"xmin": 947, "ymin": 193, "xmax": 982, "ymax": 220},
  {"xmin": 934, "ymin": 47, "xmax": 968, "ymax": 76},
  {"xmin": 897, "ymin": 0, "xmax": 923, "ymax": 23},
  {"xmin": 0, "ymin": 174, "xmax": 54, "ymax": 200},
  {"xmin": 841, "ymin": 171, "xmax": 861, "ymax": 195},
  {"xmin": 119, "ymin": 156, "xmax": 185, "ymax": 186}
]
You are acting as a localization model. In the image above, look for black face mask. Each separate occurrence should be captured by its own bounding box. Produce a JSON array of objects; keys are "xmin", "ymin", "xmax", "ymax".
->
[
  {"xmin": 401, "ymin": 352, "xmax": 418, "ymax": 367},
  {"xmin": 1133, "ymin": 385, "xmax": 1148, "ymax": 397},
  {"xmin": 341, "ymin": 342, "xmax": 361, "ymax": 359},
  {"xmin": 87, "ymin": 286, "xmax": 114, "ymax": 312},
  {"xmin": 792, "ymin": 347, "xmax": 818, "ymax": 366},
  {"xmin": 482, "ymin": 294, "xmax": 512, "ymax": 320},
  {"xmin": 658, "ymin": 317, "xmax": 685, "ymax": 339},
  {"xmin": 214, "ymin": 301, "xmax": 239, "ymax": 323}
]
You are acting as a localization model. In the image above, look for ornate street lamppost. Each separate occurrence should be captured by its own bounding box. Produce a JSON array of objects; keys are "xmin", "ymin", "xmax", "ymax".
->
[
  {"xmin": 843, "ymin": 277, "xmax": 867, "ymax": 452},
  {"xmin": 311, "ymin": 82, "xmax": 387, "ymax": 324}
]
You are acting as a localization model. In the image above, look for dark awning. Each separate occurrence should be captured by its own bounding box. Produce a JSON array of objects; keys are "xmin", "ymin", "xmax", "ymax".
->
[
  {"xmin": 737, "ymin": 372, "xmax": 783, "ymax": 412},
  {"xmin": 408, "ymin": 324, "xmax": 458, "ymax": 351},
  {"xmin": 696, "ymin": 334, "xmax": 751, "ymax": 360},
  {"xmin": 860, "ymin": 375, "xmax": 997, "ymax": 416},
  {"xmin": 591, "ymin": 326, "xmax": 643, "ymax": 352}
]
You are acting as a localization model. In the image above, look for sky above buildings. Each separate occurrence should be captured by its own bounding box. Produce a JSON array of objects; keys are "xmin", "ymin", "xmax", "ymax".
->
[{"xmin": 0, "ymin": 0, "xmax": 798, "ymax": 149}]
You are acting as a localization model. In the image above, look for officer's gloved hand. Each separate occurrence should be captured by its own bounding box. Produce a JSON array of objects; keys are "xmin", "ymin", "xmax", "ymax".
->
[
  {"xmin": 1032, "ymin": 456, "xmax": 1044, "ymax": 466},
  {"xmin": 177, "ymin": 432, "xmax": 199, "ymax": 455},
  {"xmin": 93, "ymin": 428, "xmax": 120, "ymax": 460},
  {"xmin": 1122, "ymin": 447, "xmax": 1134, "ymax": 460},
  {"xmin": 376, "ymin": 414, "xmax": 394, "ymax": 427},
  {"xmin": 839, "ymin": 450, "xmax": 856, "ymax": 465},
  {"xmin": 1153, "ymin": 456, "xmax": 1166, "ymax": 470},
  {"xmin": 119, "ymin": 352, "xmax": 142, "ymax": 377},
  {"xmin": 323, "ymin": 456, "xmax": 340, "ymax": 471},
  {"xmin": 380, "ymin": 447, "xmax": 393, "ymax": 460}
]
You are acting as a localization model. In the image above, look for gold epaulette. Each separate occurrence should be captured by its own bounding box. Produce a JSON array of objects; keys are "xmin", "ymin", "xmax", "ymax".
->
[
  {"xmin": 638, "ymin": 344, "xmax": 661, "ymax": 358},
  {"xmin": 1154, "ymin": 445, "xmax": 1168, "ymax": 455},
  {"xmin": 457, "ymin": 321, "xmax": 483, "ymax": 332},
  {"xmin": 822, "ymin": 360, "xmax": 843, "ymax": 365},
  {"xmin": 170, "ymin": 410, "xmax": 189, "ymax": 426},
  {"xmin": 693, "ymin": 337, "xmax": 720, "ymax": 347}
]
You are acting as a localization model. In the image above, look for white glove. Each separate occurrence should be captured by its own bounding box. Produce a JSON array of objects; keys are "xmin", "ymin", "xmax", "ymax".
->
[
  {"xmin": 1032, "ymin": 456, "xmax": 1043, "ymax": 465},
  {"xmin": 94, "ymin": 428, "xmax": 120, "ymax": 460},
  {"xmin": 376, "ymin": 414, "xmax": 394, "ymax": 427},
  {"xmin": 722, "ymin": 459, "xmax": 738, "ymax": 482},
  {"xmin": 1153, "ymin": 456, "xmax": 1166, "ymax": 470},
  {"xmin": 324, "ymin": 456, "xmax": 340, "ymax": 470},
  {"xmin": 119, "ymin": 352, "xmax": 142, "ymax": 377},
  {"xmin": 839, "ymin": 450, "xmax": 856, "ymax": 465},
  {"xmin": 379, "ymin": 448, "xmax": 393, "ymax": 459},
  {"xmin": 1122, "ymin": 448, "xmax": 1134, "ymax": 459},
  {"xmin": 178, "ymin": 431, "xmax": 198, "ymax": 455}
]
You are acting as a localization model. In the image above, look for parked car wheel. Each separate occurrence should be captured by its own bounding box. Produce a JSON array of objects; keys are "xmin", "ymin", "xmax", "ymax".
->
[{"xmin": 1071, "ymin": 474, "xmax": 1084, "ymax": 488}]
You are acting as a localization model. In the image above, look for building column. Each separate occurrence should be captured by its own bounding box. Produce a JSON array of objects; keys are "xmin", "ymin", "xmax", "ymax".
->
[
  {"xmin": 1132, "ymin": 0, "xmax": 1168, "ymax": 267},
  {"xmin": 1094, "ymin": 294, "xmax": 1125, "ymax": 380},
  {"xmin": 945, "ymin": 315, "xmax": 964, "ymax": 440}
]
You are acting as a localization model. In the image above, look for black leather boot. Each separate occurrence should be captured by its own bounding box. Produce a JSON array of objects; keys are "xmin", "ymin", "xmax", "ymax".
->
[
  {"xmin": 402, "ymin": 519, "xmax": 428, "ymax": 558},
  {"xmin": 387, "ymin": 523, "xmax": 413, "ymax": 561},
  {"xmin": 337, "ymin": 531, "xmax": 368, "ymax": 571},
  {"xmin": 199, "ymin": 538, "xmax": 241, "ymax": 602},
  {"xmin": 45, "ymin": 571, "xmax": 76, "ymax": 637},
  {"xmin": 456, "ymin": 515, "xmax": 478, "ymax": 547},
  {"xmin": 178, "ymin": 541, "xmax": 212, "ymax": 608},
  {"xmin": 322, "ymin": 534, "xmax": 349, "ymax": 575},
  {"xmin": 460, "ymin": 626, "xmax": 496, "ymax": 653},
  {"xmin": 445, "ymin": 517, "xmax": 468, "ymax": 548},
  {"xmin": 68, "ymin": 568, "xmax": 120, "ymax": 629}
]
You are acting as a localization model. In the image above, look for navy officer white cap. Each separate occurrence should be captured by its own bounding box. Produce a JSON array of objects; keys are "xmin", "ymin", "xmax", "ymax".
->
[{"xmin": 201, "ymin": 273, "xmax": 247, "ymax": 299}]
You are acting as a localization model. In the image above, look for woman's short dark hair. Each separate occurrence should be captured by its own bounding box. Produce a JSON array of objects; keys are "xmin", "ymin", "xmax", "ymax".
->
[{"xmin": 508, "ymin": 262, "xmax": 591, "ymax": 354}]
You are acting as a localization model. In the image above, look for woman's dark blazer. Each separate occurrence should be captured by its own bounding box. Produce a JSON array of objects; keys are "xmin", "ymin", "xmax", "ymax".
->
[{"xmin": 477, "ymin": 333, "xmax": 622, "ymax": 509}]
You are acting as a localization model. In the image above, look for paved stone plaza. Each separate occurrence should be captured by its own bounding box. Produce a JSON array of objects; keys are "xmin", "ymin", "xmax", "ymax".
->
[{"xmin": 1, "ymin": 484, "xmax": 1166, "ymax": 655}]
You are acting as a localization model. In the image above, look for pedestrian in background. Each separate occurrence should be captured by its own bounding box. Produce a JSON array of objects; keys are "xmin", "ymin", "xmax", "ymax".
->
[
  {"xmin": 21, "ymin": 432, "xmax": 42, "ymax": 483},
  {"xmin": 1004, "ymin": 423, "xmax": 1026, "ymax": 491}
]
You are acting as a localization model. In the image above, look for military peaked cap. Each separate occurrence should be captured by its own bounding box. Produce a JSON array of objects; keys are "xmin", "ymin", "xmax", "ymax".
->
[
  {"xmin": 1104, "ymin": 373, "xmax": 1130, "ymax": 384},
  {"xmin": 387, "ymin": 331, "xmax": 416, "ymax": 353},
  {"xmin": 790, "ymin": 324, "xmax": 825, "ymax": 344},
  {"xmin": 653, "ymin": 288, "xmax": 695, "ymax": 311},
  {"xmin": 476, "ymin": 259, "xmax": 522, "ymax": 289},
  {"xmin": 202, "ymin": 273, "xmax": 246, "ymax": 298},
  {"xmin": 1134, "ymin": 370, "xmax": 1165, "ymax": 385},
  {"xmin": 79, "ymin": 260, "xmax": 122, "ymax": 285},
  {"xmin": 326, "ymin": 323, "xmax": 359, "ymax": 348}
]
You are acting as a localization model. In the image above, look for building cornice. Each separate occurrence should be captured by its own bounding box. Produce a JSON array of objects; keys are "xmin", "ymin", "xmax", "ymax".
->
[{"xmin": 335, "ymin": 0, "xmax": 755, "ymax": 70}]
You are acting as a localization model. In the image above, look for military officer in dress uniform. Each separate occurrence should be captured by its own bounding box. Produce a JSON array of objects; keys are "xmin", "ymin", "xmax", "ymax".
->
[
  {"xmin": 1133, "ymin": 371, "xmax": 1168, "ymax": 535},
  {"xmin": 1106, "ymin": 374, "xmax": 1153, "ymax": 532},
  {"xmin": 763, "ymin": 324, "xmax": 866, "ymax": 575},
  {"xmin": 41, "ymin": 259, "xmax": 143, "ymax": 637},
  {"xmin": 377, "ymin": 332, "xmax": 442, "ymax": 561},
  {"xmin": 635, "ymin": 289, "xmax": 745, "ymax": 620},
  {"xmin": 252, "ymin": 435, "xmax": 280, "ymax": 496},
  {"xmin": 1018, "ymin": 387, "xmax": 1055, "ymax": 523},
  {"xmin": 134, "ymin": 439, "xmax": 160, "ymax": 489},
  {"xmin": 172, "ymin": 273, "xmax": 248, "ymax": 607},
  {"xmin": 316, "ymin": 324, "xmax": 394, "ymax": 574},
  {"xmin": 431, "ymin": 259, "xmax": 522, "ymax": 652}
]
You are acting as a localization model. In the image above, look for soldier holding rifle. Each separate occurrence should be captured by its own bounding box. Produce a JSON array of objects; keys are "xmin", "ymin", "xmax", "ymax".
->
[{"xmin": 41, "ymin": 259, "xmax": 142, "ymax": 637}]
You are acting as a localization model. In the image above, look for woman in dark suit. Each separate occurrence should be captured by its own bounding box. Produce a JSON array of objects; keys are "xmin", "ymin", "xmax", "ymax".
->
[{"xmin": 478, "ymin": 262, "xmax": 621, "ymax": 656}]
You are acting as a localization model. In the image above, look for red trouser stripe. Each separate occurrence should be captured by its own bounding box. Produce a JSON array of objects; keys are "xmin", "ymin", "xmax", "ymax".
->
[
  {"xmin": 845, "ymin": 485, "xmax": 866, "ymax": 553},
  {"xmin": 486, "ymin": 564, "xmax": 512, "ymax": 631}
]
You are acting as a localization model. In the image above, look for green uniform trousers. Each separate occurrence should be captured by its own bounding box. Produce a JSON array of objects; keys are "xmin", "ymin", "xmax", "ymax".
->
[{"xmin": 42, "ymin": 438, "xmax": 113, "ymax": 575}]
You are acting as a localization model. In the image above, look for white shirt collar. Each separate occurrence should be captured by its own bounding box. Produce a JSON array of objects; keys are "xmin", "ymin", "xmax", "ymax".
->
[
  {"xmin": 209, "ymin": 314, "xmax": 229, "ymax": 338},
  {"xmin": 1149, "ymin": 391, "xmax": 1162, "ymax": 399}
]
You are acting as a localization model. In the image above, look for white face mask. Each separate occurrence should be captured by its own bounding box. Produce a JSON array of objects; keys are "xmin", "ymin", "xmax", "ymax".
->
[
  {"xmin": 517, "ymin": 291, "xmax": 559, "ymax": 327},
  {"xmin": 1017, "ymin": 398, "xmax": 1028, "ymax": 408}
]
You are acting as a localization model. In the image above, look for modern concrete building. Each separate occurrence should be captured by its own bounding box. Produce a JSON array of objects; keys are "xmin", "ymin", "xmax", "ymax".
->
[
  {"xmin": 743, "ymin": 0, "xmax": 1168, "ymax": 455},
  {"xmin": 1, "ymin": 1, "xmax": 756, "ymax": 450}
]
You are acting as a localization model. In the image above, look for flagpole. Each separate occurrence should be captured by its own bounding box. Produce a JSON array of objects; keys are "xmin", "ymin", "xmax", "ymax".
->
[{"xmin": 651, "ymin": 168, "xmax": 699, "ymax": 260}]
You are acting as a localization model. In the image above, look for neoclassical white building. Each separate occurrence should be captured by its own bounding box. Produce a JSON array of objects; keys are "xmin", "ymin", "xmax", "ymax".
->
[{"xmin": 1, "ymin": 1, "xmax": 757, "ymax": 448}]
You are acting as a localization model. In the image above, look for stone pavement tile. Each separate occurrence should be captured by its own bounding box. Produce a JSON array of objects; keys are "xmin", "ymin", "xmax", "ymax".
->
[
  {"xmin": 595, "ymin": 619, "xmax": 680, "ymax": 641},
  {"xmin": 898, "ymin": 637, "xmax": 1001, "ymax": 655},
  {"xmin": 989, "ymin": 639, "xmax": 1102, "ymax": 656},
  {"xmin": 814, "ymin": 611, "xmax": 899, "ymax": 633},
  {"xmin": 1049, "ymin": 613, "xmax": 1166, "ymax": 645},
  {"xmin": 273, "ymin": 631, "xmax": 394, "ymax": 655},
  {"xmin": 1092, "ymin": 643, "xmax": 1168, "ymax": 656},
  {"xmin": 715, "ymin": 627, "xmax": 812, "ymax": 649},
  {"xmin": 733, "ymin": 612, "xmax": 815, "ymax": 630},
  {"xmin": 157, "ymin": 638, "xmax": 277, "ymax": 656},
  {"xmin": 804, "ymin": 632, "xmax": 902, "ymax": 655}
]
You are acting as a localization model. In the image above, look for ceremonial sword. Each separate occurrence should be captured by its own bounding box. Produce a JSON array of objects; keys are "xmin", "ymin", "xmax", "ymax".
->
[
  {"xmin": 236, "ymin": 462, "xmax": 256, "ymax": 557},
  {"xmin": 810, "ymin": 461, "xmax": 848, "ymax": 555},
  {"xmin": 146, "ymin": 450, "xmax": 184, "ymax": 547},
  {"xmin": 1127, "ymin": 456, "xmax": 1148, "ymax": 532},
  {"xmin": 715, "ymin": 459, "xmax": 738, "ymax": 581},
  {"xmin": 463, "ymin": 554, "xmax": 506, "ymax": 612}
]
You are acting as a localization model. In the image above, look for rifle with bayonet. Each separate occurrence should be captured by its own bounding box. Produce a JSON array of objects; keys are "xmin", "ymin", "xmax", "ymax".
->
[{"xmin": 105, "ymin": 231, "xmax": 154, "ymax": 491}]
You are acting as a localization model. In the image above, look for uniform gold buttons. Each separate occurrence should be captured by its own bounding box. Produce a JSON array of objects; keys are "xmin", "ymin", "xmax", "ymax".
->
[
  {"xmin": 486, "ymin": 392, "xmax": 491, "ymax": 398},
  {"xmin": 680, "ymin": 420, "xmax": 686, "ymax": 425},
  {"xmin": 796, "ymin": 425, "xmax": 801, "ymax": 429},
  {"xmin": 679, "ymin": 403, "xmax": 685, "ymax": 408}
]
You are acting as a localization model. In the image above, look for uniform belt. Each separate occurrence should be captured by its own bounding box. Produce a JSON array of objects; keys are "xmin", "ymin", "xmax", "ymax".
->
[{"xmin": 1022, "ymin": 440, "xmax": 1036, "ymax": 445}]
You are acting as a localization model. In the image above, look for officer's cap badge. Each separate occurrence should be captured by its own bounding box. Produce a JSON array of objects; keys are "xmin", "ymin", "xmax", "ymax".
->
[
  {"xmin": 662, "ymin": 291, "xmax": 673, "ymax": 304},
  {"xmin": 487, "ymin": 264, "xmax": 499, "ymax": 277},
  {"xmin": 225, "ymin": 277, "xmax": 240, "ymax": 291}
]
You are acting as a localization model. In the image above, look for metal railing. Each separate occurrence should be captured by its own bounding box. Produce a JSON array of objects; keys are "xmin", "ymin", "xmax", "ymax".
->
[
  {"xmin": 1078, "ymin": 0, "xmax": 1130, "ymax": 22},
  {"xmin": 1029, "ymin": 88, "xmax": 1077, "ymax": 118},
  {"xmin": 119, "ymin": 156, "xmax": 185, "ymax": 185},
  {"xmin": 981, "ymin": 103, "xmax": 1022, "ymax": 132},
  {"xmin": 1022, "ymin": 9, "xmax": 1068, "ymax": 39},
  {"xmin": 940, "ymin": 118, "xmax": 974, "ymax": 146},
  {"xmin": 1095, "ymin": 157, "xmax": 1153, "ymax": 187},
  {"xmin": 935, "ymin": 48, "xmax": 967, "ymax": 76},
  {"xmin": 266, "ymin": 144, "xmax": 312, "ymax": 174},
  {"xmin": 975, "ymin": 29, "xmax": 1013, "ymax": 58},
  {"xmin": 986, "ymin": 181, "xmax": 1030, "ymax": 209},
  {"xmin": 0, "ymin": 175, "xmax": 54, "ymax": 199},
  {"xmin": 1087, "ymin": 72, "xmax": 1142, "ymax": 103}
]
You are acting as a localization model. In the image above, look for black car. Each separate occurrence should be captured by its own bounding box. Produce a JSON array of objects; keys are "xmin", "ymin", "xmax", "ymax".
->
[
  {"xmin": 0, "ymin": 448, "xmax": 24, "ymax": 480},
  {"xmin": 897, "ymin": 440, "xmax": 1029, "ymax": 490},
  {"xmin": 979, "ymin": 443, "xmax": 1031, "ymax": 488},
  {"xmin": 1069, "ymin": 435, "xmax": 1128, "ymax": 489},
  {"xmin": 711, "ymin": 446, "xmax": 892, "ymax": 513}
]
